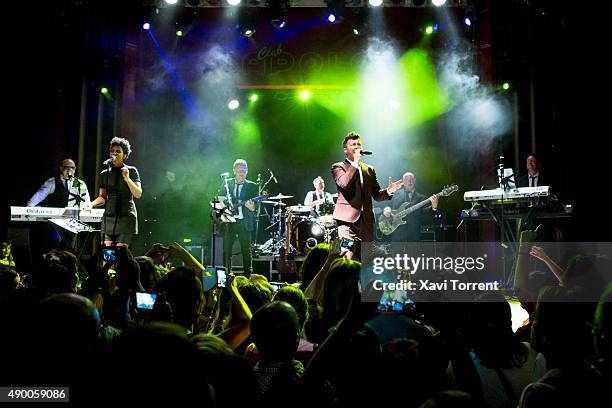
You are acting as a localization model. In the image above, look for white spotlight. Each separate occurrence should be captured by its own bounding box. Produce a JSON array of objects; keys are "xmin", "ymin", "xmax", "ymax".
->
[
  {"xmin": 368, "ymin": 0, "xmax": 383, "ymax": 6},
  {"xmin": 432, "ymin": 0, "xmax": 447, "ymax": 6},
  {"xmin": 164, "ymin": 0, "xmax": 179, "ymax": 4},
  {"xmin": 227, "ymin": 0, "xmax": 242, "ymax": 5},
  {"xmin": 228, "ymin": 100, "xmax": 240, "ymax": 110},
  {"xmin": 389, "ymin": 100, "xmax": 401, "ymax": 110}
]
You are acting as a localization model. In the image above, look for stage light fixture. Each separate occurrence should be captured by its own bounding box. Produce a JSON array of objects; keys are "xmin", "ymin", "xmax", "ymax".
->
[
  {"xmin": 100, "ymin": 87, "xmax": 109, "ymax": 95},
  {"xmin": 502, "ymin": 82, "xmax": 510, "ymax": 90},
  {"xmin": 249, "ymin": 94, "xmax": 259, "ymax": 102},
  {"xmin": 142, "ymin": 22, "xmax": 151, "ymax": 30},
  {"xmin": 228, "ymin": 99, "xmax": 240, "ymax": 110},
  {"xmin": 227, "ymin": 0, "xmax": 242, "ymax": 5},
  {"xmin": 432, "ymin": 0, "xmax": 447, "ymax": 6},
  {"xmin": 411, "ymin": 0, "xmax": 426, "ymax": 6},
  {"xmin": 464, "ymin": 4, "xmax": 474, "ymax": 27},
  {"xmin": 164, "ymin": 0, "xmax": 179, "ymax": 4},
  {"xmin": 268, "ymin": 0, "xmax": 289, "ymax": 30},
  {"xmin": 368, "ymin": 0, "xmax": 383, "ymax": 7},
  {"xmin": 237, "ymin": 6, "xmax": 258, "ymax": 37},
  {"xmin": 326, "ymin": 0, "xmax": 345, "ymax": 24}
]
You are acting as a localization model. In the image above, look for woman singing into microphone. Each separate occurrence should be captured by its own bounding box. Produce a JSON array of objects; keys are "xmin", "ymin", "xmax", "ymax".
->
[{"xmin": 86, "ymin": 137, "xmax": 142, "ymax": 246}]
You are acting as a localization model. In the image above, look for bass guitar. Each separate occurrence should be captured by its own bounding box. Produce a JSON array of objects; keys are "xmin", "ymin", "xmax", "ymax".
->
[{"xmin": 377, "ymin": 184, "xmax": 458, "ymax": 236}]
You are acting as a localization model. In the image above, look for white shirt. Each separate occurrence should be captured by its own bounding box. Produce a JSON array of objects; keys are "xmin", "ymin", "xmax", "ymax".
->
[
  {"xmin": 233, "ymin": 182, "xmax": 244, "ymax": 219},
  {"xmin": 27, "ymin": 177, "xmax": 91, "ymax": 207}
]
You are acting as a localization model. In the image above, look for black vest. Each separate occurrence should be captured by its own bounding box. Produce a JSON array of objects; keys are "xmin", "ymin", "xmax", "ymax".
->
[{"xmin": 40, "ymin": 177, "xmax": 69, "ymax": 208}]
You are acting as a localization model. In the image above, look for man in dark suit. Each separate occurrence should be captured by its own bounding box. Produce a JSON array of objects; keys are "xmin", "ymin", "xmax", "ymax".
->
[
  {"xmin": 381, "ymin": 172, "xmax": 438, "ymax": 242},
  {"xmin": 516, "ymin": 154, "xmax": 546, "ymax": 188},
  {"xmin": 331, "ymin": 131, "xmax": 402, "ymax": 259},
  {"xmin": 221, "ymin": 159, "xmax": 258, "ymax": 276}
]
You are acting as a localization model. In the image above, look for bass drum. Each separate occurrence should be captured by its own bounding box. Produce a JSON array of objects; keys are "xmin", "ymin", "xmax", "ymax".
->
[{"xmin": 291, "ymin": 219, "xmax": 326, "ymax": 255}]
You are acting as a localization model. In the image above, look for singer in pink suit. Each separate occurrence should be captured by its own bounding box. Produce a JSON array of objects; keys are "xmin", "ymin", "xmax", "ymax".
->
[
  {"xmin": 86, "ymin": 137, "xmax": 142, "ymax": 247},
  {"xmin": 331, "ymin": 131, "xmax": 402, "ymax": 259}
]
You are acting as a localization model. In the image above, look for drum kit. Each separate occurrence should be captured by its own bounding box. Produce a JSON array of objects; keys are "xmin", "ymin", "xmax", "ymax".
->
[{"xmin": 256, "ymin": 192, "xmax": 339, "ymax": 256}]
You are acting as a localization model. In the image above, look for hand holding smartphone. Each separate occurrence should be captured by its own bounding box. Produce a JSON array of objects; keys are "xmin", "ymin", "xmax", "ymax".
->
[
  {"xmin": 340, "ymin": 237, "xmax": 355, "ymax": 253},
  {"xmin": 216, "ymin": 269, "xmax": 227, "ymax": 288},
  {"xmin": 135, "ymin": 291, "xmax": 157, "ymax": 310},
  {"xmin": 102, "ymin": 246, "xmax": 119, "ymax": 262}
]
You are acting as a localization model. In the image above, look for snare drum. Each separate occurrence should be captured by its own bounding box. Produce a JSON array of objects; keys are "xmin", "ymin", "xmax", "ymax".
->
[{"xmin": 291, "ymin": 219, "xmax": 326, "ymax": 254}]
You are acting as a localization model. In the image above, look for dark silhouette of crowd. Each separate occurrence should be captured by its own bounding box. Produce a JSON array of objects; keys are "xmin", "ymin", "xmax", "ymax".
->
[{"xmin": 0, "ymin": 235, "xmax": 610, "ymax": 407}]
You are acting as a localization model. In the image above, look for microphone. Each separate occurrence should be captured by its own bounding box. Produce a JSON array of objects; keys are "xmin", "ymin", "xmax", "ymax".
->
[
  {"xmin": 268, "ymin": 169, "xmax": 278, "ymax": 184},
  {"xmin": 358, "ymin": 149, "xmax": 373, "ymax": 155},
  {"xmin": 220, "ymin": 172, "xmax": 230, "ymax": 178},
  {"xmin": 103, "ymin": 155, "xmax": 116, "ymax": 165}
]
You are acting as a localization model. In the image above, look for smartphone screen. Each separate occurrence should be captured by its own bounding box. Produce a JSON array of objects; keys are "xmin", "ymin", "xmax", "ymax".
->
[
  {"xmin": 136, "ymin": 292, "xmax": 157, "ymax": 310},
  {"xmin": 217, "ymin": 269, "xmax": 227, "ymax": 288},
  {"xmin": 102, "ymin": 248, "xmax": 118, "ymax": 262},
  {"xmin": 340, "ymin": 237, "xmax": 355, "ymax": 252}
]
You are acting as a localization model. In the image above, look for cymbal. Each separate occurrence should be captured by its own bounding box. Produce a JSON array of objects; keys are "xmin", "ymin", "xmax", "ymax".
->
[
  {"xmin": 288, "ymin": 205, "xmax": 311, "ymax": 213},
  {"xmin": 267, "ymin": 193, "xmax": 294, "ymax": 200},
  {"xmin": 261, "ymin": 200, "xmax": 287, "ymax": 206}
]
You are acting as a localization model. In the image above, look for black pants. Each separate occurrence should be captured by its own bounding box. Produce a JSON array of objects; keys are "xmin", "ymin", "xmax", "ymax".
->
[{"xmin": 223, "ymin": 221, "xmax": 252, "ymax": 277}]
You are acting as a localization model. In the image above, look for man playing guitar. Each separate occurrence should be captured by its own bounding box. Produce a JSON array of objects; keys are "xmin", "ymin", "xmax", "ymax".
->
[
  {"xmin": 221, "ymin": 159, "xmax": 259, "ymax": 277},
  {"xmin": 380, "ymin": 172, "xmax": 438, "ymax": 242}
]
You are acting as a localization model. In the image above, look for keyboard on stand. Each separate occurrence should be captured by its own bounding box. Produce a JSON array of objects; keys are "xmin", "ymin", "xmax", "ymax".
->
[{"xmin": 10, "ymin": 206, "xmax": 104, "ymax": 223}]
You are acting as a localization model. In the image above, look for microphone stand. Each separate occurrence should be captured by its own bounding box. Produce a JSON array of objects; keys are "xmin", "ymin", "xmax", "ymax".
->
[{"xmin": 255, "ymin": 174, "xmax": 262, "ymax": 247}]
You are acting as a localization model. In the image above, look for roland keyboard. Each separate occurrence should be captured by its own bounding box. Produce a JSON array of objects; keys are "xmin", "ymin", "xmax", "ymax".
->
[
  {"xmin": 10, "ymin": 206, "xmax": 104, "ymax": 223},
  {"xmin": 463, "ymin": 186, "xmax": 551, "ymax": 202}
]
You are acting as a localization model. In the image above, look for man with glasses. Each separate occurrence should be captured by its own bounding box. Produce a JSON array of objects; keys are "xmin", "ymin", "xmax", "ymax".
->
[{"xmin": 28, "ymin": 158, "xmax": 91, "ymax": 208}]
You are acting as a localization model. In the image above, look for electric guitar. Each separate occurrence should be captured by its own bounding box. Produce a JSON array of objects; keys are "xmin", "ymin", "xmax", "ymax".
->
[
  {"xmin": 377, "ymin": 184, "xmax": 458, "ymax": 236},
  {"xmin": 228, "ymin": 194, "xmax": 267, "ymax": 217}
]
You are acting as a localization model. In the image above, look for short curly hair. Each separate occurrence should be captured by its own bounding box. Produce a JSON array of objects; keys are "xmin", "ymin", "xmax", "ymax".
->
[{"xmin": 110, "ymin": 137, "xmax": 132, "ymax": 159}]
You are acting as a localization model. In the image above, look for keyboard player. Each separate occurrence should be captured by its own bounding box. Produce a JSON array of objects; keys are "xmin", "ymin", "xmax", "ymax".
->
[
  {"xmin": 28, "ymin": 158, "xmax": 91, "ymax": 208},
  {"xmin": 516, "ymin": 153, "xmax": 547, "ymax": 188},
  {"xmin": 26, "ymin": 158, "xmax": 91, "ymax": 253}
]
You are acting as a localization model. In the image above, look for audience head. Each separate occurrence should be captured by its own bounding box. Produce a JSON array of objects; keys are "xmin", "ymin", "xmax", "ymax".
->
[
  {"xmin": 35, "ymin": 249, "xmax": 79, "ymax": 293},
  {"xmin": 251, "ymin": 301, "xmax": 300, "ymax": 363},
  {"xmin": 273, "ymin": 285, "xmax": 309, "ymax": 333},
  {"xmin": 299, "ymin": 243, "xmax": 330, "ymax": 289},
  {"xmin": 156, "ymin": 266, "xmax": 204, "ymax": 331}
]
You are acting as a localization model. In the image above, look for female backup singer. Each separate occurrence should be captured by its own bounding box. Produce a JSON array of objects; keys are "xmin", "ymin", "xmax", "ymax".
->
[{"xmin": 86, "ymin": 137, "xmax": 142, "ymax": 246}]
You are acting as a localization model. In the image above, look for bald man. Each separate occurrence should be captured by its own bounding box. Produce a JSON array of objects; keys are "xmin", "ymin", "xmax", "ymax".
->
[
  {"xmin": 28, "ymin": 158, "xmax": 91, "ymax": 208},
  {"xmin": 381, "ymin": 172, "xmax": 438, "ymax": 242}
]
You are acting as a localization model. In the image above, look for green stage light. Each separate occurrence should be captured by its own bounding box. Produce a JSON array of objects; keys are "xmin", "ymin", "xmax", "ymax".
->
[
  {"xmin": 425, "ymin": 25, "xmax": 434, "ymax": 35},
  {"xmin": 353, "ymin": 28, "xmax": 360, "ymax": 36},
  {"xmin": 176, "ymin": 30, "xmax": 183, "ymax": 37},
  {"xmin": 299, "ymin": 90, "xmax": 311, "ymax": 101},
  {"xmin": 249, "ymin": 94, "xmax": 259, "ymax": 102},
  {"xmin": 502, "ymin": 82, "xmax": 510, "ymax": 90},
  {"xmin": 100, "ymin": 87, "xmax": 109, "ymax": 95},
  {"xmin": 182, "ymin": 238, "xmax": 192, "ymax": 244}
]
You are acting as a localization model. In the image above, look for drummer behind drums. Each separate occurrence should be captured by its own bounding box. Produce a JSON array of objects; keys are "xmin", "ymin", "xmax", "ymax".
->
[{"xmin": 304, "ymin": 176, "xmax": 335, "ymax": 217}]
